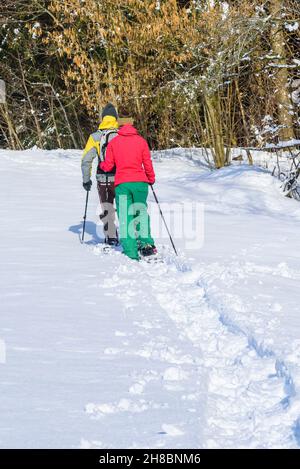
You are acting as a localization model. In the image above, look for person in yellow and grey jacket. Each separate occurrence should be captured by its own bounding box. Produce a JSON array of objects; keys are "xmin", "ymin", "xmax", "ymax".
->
[{"xmin": 81, "ymin": 103, "xmax": 119, "ymax": 246}]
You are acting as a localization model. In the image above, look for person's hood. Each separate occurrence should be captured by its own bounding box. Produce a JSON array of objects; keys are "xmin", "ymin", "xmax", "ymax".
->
[
  {"xmin": 118, "ymin": 124, "xmax": 138, "ymax": 136},
  {"xmin": 98, "ymin": 116, "xmax": 119, "ymax": 130}
]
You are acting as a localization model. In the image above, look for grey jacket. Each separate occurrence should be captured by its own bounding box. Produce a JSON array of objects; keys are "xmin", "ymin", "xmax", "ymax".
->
[{"xmin": 81, "ymin": 128, "xmax": 118, "ymax": 184}]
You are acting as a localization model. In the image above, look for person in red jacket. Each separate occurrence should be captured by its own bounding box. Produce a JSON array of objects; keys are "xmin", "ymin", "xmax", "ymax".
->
[{"xmin": 100, "ymin": 123, "xmax": 156, "ymax": 260}]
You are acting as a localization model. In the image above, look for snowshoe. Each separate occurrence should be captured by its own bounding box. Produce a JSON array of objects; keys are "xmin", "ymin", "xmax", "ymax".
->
[
  {"xmin": 139, "ymin": 245, "xmax": 163, "ymax": 263},
  {"xmin": 100, "ymin": 237, "xmax": 118, "ymax": 253}
]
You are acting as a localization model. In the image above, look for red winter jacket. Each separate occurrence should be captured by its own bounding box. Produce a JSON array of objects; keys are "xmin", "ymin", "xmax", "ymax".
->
[{"xmin": 100, "ymin": 124, "xmax": 155, "ymax": 186}]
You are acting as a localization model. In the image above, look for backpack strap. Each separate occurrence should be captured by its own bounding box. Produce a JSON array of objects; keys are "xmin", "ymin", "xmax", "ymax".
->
[
  {"xmin": 99, "ymin": 129, "xmax": 118, "ymax": 163},
  {"xmin": 96, "ymin": 128, "xmax": 118, "ymax": 177}
]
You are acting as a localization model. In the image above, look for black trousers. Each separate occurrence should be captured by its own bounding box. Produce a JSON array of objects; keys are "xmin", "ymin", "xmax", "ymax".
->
[{"xmin": 97, "ymin": 180, "xmax": 117, "ymax": 239}]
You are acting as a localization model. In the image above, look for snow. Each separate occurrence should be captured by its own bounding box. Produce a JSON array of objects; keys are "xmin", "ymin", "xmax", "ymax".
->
[
  {"xmin": 266, "ymin": 138, "xmax": 300, "ymax": 149},
  {"xmin": 285, "ymin": 22, "xmax": 299, "ymax": 33},
  {"xmin": 0, "ymin": 148, "xmax": 300, "ymax": 448}
]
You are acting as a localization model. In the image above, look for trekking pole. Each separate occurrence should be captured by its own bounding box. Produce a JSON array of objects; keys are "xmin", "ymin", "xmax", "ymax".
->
[
  {"xmin": 150, "ymin": 185, "xmax": 178, "ymax": 256},
  {"xmin": 81, "ymin": 190, "xmax": 89, "ymax": 243}
]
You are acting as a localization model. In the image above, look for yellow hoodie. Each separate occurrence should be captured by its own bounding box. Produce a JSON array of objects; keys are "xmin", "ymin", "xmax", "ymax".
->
[{"xmin": 98, "ymin": 116, "xmax": 119, "ymax": 131}]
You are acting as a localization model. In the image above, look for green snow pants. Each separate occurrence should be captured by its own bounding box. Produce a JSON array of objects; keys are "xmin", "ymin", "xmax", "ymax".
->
[{"xmin": 115, "ymin": 182, "xmax": 154, "ymax": 260}]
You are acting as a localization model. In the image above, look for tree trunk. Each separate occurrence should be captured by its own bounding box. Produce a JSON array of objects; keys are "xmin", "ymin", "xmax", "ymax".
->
[
  {"xmin": 269, "ymin": 0, "xmax": 294, "ymax": 141},
  {"xmin": 204, "ymin": 93, "xmax": 226, "ymax": 169},
  {"xmin": 0, "ymin": 103, "xmax": 23, "ymax": 150}
]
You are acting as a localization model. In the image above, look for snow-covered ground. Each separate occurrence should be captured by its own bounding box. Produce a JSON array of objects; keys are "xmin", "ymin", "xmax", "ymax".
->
[{"xmin": 0, "ymin": 148, "xmax": 300, "ymax": 449}]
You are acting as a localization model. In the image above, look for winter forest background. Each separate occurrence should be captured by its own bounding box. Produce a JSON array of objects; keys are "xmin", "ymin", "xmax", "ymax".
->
[{"xmin": 0, "ymin": 0, "xmax": 299, "ymax": 168}]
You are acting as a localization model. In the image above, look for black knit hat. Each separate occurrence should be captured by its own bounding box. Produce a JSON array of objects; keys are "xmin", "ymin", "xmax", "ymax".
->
[{"xmin": 102, "ymin": 103, "xmax": 118, "ymax": 120}]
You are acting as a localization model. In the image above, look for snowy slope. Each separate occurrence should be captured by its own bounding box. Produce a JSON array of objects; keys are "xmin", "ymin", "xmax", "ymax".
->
[{"xmin": 0, "ymin": 148, "xmax": 300, "ymax": 449}]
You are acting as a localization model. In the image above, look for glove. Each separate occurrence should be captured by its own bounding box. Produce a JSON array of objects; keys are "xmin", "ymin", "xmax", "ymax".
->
[{"xmin": 83, "ymin": 180, "xmax": 92, "ymax": 191}]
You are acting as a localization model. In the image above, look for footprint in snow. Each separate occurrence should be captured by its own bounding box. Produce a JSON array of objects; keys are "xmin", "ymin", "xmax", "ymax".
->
[
  {"xmin": 85, "ymin": 398, "xmax": 167, "ymax": 419},
  {"xmin": 163, "ymin": 366, "xmax": 189, "ymax": 381},
  {"xmin": 161, "ymin": 424, "xmax": 184, "ymax": 437}
]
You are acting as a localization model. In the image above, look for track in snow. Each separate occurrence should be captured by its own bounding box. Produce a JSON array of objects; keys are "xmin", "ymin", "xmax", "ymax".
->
[{"xmin": 83, "ymin": 244, "xmax": 300, "ymax": 448}]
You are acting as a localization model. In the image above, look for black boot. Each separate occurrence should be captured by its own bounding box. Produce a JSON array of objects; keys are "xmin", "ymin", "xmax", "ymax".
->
[
  {"xmin": 139, "ymin": 244, "xmax": 157, "ymax": 257},
  {"xmin": 107, "ymin": 237, "xmax": 119, "ymax": 246}
]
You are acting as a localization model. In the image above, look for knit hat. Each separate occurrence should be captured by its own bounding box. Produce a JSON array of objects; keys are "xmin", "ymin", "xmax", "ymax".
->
[{"xmin": 101, "ymin": 103, "xmax": 118, "ymax": 120}]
